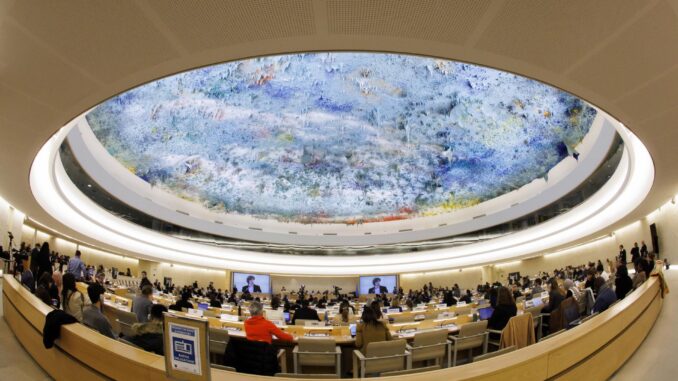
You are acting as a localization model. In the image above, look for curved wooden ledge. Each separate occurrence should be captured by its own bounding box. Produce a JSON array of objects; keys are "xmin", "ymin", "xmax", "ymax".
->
[{"xmin": 2, "ymin": 274, "xmax": 663, "ymax": 381}]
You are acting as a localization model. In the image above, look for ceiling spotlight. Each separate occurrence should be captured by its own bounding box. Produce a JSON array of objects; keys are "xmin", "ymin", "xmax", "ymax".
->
[{"xmin": 87, "ymin": 184, "xmax": 92, "ymax": 188}]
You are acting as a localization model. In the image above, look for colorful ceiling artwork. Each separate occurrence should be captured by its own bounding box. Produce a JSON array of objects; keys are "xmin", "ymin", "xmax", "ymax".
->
[{"xmin": 86, "ymin": 52, "xmax": 596, "ymax": 225}]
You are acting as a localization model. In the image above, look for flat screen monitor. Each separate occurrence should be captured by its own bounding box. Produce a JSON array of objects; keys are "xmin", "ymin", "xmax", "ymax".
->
[
  {"xmin": 284, "ymin": 312, "xmax": 291, "ymax": 323},
  {"xmin": 358, "ymin": 275, "xmax": 397, "ymax": 295},
  {"xmin": 349, "ymin": 323, "xmax": 357, "ymax": 337},
  {"xmin": 197, "ymin": 302, "xmax": 209, "ymax": 311},
  {"xmin": 232, "ymin": 272, "xmax": 271, "ymax": 294}
]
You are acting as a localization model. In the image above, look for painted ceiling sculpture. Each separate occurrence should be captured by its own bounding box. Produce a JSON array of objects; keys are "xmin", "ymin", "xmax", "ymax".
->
[{"xmin": 86, "ymin": 52, "xmax": 596, "ymax": 225}]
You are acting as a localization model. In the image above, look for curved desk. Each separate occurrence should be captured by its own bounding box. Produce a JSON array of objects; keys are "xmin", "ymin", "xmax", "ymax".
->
[{"xmin": 2, "ymin": 274, "xmax": 664, "ymax": 380}]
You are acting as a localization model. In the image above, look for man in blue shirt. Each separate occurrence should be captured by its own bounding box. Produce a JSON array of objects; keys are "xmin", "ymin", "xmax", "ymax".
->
[{"xmin": 66, "ymin": 250, "xmax": 85, "ymax": 280}]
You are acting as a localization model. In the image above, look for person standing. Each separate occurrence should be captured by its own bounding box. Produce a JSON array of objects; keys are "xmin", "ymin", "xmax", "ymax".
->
[
  {"xmin": 66, "ymin": 250, "xmax": 85, "ymax": 280},
  {"xmin": 618, "ymin": 245, "xmax": 627, "ymax": 265},
  {"xmin": 29, "ymin": 243, "xmax": 41, "ymax": 285},
  {"xmin": 133, "ymin": 285, "xmax": 154, "ymax": 323},
  {"xmin": 139, "ymin": 271, "xmax": 152, "ymax": 290},
  {"xmin": 630, "ymin": 242, "xmax": 640, "ymax": 265},
  {"xmin": 36, "ymin": 242, "xmax": 53, "ymax": 283}
]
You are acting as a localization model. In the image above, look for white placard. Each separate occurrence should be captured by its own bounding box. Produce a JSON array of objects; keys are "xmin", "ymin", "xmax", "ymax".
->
[{"xmin": 220, "ymin": 314, "xmax": 239, "ymax": 322}]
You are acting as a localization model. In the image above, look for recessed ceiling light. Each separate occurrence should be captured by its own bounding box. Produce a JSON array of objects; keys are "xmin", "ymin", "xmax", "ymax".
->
[{"xmin": 87, "ymin": 184, "xmax": 92, "ymax": 188}]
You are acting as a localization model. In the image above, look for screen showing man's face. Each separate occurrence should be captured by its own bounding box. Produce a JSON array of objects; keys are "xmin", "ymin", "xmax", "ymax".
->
[
  {"xmin": 248, "ymin": 278, "xmax": 255, "ymax": 285},
  {"xmin": 374, "ymin": 280, "xmax": 380, "ymax": 287}
]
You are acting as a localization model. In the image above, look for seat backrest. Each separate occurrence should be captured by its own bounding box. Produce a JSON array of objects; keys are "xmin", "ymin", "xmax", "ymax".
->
[
  {"xmin": 499, "ymin": 313, "xmax": 535, "ymax": 349},
  {"xmin": 561, "ymin": 298, "xmax": 579, "ymax": 325},
  {"xmin": 459, "ymin": 320, "xmax": 488, "ymax": 338},
  {"xmin": 295, "ymin": 319, "xmax": 319, "ymax": 326},
  {"xmin": 209, "ymin": 327, "xmax": 229, "ymax": 355},
  {"xmin": 118, "ymin": 309, "xmax": 138, "ymax": 324},
  {"xmin": 204, "ymin": 309, "xmax": 220, "ymax": 318},
  {"xmin": 364, "ymin": 339, "xmax": 407, "ymax": 374},
  {"xmin": 412, "ymin": 329, "xmax": 448, "ymax": 347},
  {"xmin": 524, "ymin": 305, "xmax": 543, "ymax": 317},
  {"xmin": 298, "ymin": 337, "xmax": 336, "ymax": 353},
  {"xmin": 365, "ymin": 339, "xmax": 406, "ymax": 357},
  {"xmin": 297, "ymin": 337, "xmax": 338, "ymax": 367},
  {"xmin": 224, "ymin": 339, "xmax": 280, "ymax": 376}
]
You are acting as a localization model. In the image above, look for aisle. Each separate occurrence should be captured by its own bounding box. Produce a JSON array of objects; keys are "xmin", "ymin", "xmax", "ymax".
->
[
  {"xmin": 0, "ymin": 282, "xmax": 52, "ymax": 381},
  {"xmin": 612, "ymin": 268, "xmax": 678, "ymax": 380}
]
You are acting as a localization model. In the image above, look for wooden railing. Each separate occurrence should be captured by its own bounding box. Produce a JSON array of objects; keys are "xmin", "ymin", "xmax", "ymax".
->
[{"xmin": 2, "ymin": 273, "xmax": 663, "ymax": 380}]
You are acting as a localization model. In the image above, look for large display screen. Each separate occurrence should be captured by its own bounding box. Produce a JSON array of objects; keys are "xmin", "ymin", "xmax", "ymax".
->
[
  {"xmin": 359, "ymin": 275, "xmax": 398, "ymax": 295},
  {"xmin": 232, "ymin": 272, "xmax": 271, "ymax": 294}
]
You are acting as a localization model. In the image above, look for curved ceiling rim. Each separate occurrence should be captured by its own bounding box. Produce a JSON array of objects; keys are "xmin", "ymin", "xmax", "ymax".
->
[
  {"xmin": 28, "ymin": 112, "xmax": 654, "ymax": 275},
  {"xmin": 53, "ymin": 142, "xmax": 632, "ymax": 269},
  {"xmin": 66, "ymin": 111, "xmax": 618, "ymax": 246},
  {"xmin": 54, "ymin": 119, "xmax": 631, "ymax": 267}
]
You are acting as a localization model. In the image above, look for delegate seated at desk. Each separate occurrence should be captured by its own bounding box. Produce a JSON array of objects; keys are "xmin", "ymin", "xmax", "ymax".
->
[
  {"xmin": 83, "ymin": 283, "xmax": 116, "ymax": 339},
  {"xmin": 245, "ymin": 301, "xmax": 294, "ymax": 343},
  {"xmin": 355, "ymin": 305, "xmax": 392, "ymax": 353},
  {"xmin": 291, "ymin": 299, "xmax": 320, "ymax": 324},
  {"xmin": 127, "ymin": 304, "xmax": 168, "ymax": 355},
  {"xmin": 169, "ymin": 291, "xmax": 194, "ymax": 311}
]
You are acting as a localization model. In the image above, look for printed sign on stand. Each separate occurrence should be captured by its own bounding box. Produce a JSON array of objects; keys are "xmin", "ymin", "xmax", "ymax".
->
[{"xmin": 164, "ymin": 312, "xmax": 210, "ymax": 381}]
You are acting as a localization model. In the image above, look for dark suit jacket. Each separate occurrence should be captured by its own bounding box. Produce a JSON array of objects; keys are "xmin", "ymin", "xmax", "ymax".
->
[
  {"xmin": 368, "ymin": 285, "xmax": 388, "ymax": 294},
  {"xmin": 291, "ymin": 307, "xmax": 320, "ymax": 324},
  {"xmin": 242, "ymin": 284, "xmax": 262, "ymax": 293}
]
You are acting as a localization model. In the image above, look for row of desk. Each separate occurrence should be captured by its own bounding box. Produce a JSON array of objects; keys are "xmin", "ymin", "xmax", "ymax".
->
[{"xmin": 2, "ymin": 271, "xmax": 665, "ymax": 380}]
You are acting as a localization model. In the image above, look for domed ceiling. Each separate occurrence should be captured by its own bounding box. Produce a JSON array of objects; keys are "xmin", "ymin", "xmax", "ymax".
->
[{"xmin": 86, "ymin": 52, "xmax": 596, "ymax": 225}]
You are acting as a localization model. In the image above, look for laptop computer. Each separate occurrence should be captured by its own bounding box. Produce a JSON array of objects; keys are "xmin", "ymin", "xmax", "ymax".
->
[{"xmin": 478, "ymin": 307, "xmax": 494, "ymax": 320}]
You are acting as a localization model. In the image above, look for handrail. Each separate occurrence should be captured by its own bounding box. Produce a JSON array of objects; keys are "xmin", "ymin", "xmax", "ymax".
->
[{"xmin": 2, "ymin": 273, "xmax": 663, "ymax": 380}]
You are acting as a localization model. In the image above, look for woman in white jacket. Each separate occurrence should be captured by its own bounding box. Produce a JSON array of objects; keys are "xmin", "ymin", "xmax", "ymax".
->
[{"xmin": 61, "ymin": 272, "xmax": 90, "ymax": 321}]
